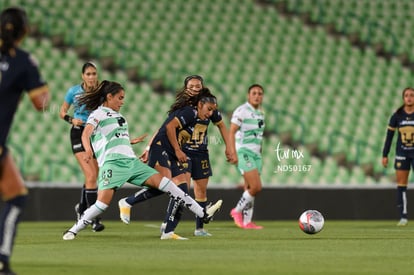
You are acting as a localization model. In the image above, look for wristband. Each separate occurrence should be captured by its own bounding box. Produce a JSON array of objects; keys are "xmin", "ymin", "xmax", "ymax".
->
[{"xmin": 64, "ymin": 114, "xmax": 73, "ymax": 124}]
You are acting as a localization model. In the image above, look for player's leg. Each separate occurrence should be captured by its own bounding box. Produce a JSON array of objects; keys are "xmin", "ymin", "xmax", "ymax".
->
[
  {"xmin": 396, "ymin": 170, "xmax": 408, "ymax": 226},
  {"xmin": 395, "ymin": 158, "xmax": 410, "ymax": 226},
  {"xmin": 233, "ymin": 169, "xmax": 263, "ymax": 229},
  {"xmin": 118, "ymin": 145, "xmax": 172, "ymax": 224},
  {"xmin": 145, "ymin": 173, "xmax": 222, "ymax": 226},
  {"xmin": 71, "ymin": 126, "xmax": 104, "ymax": 231},
  {"xmin": 63, "ymin": 160, "xmax": 131, "ymax": 240},
  {"xmin": 0, "ymin": 152, "xmax": 28, "ymax": 273},
  {"xmin": 193, "ymin": 178, "xmax": 211, "ymax": 236},
  {"xmin": 190, "ymin": 155, "xmax": 213, "ymax": 236},
  {"xmin": 63, "ymin": 189, "xmax": 114, "ymax": 240},
  {"xmin": 74, "ymin": 152, "xmax": 104, "ymax": 231},
  {"xmin": 118, "ymin": 164, "xmax": 171, "ymax": 224},
  {"xmin": 161, "ymin": 169, "xmax": 189, "ymax": 239}
]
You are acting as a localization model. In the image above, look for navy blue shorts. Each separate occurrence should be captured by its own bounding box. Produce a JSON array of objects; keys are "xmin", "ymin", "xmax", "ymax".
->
[
  {"xmin": 148, "ymin": 143, "xmax": 186, "ymax": 177},
  {"xmin": 186, "ymin": 152, "xmax": 212, "ymax": 180},
  {"xmin": 394, "ymin": 155, "xmax": 414, "ymax": 170}
]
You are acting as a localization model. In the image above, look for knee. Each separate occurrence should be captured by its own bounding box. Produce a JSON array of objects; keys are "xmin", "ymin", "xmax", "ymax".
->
[{"xmin": 249, "ymin": 185, "xmax": 262, "ymax": 196}]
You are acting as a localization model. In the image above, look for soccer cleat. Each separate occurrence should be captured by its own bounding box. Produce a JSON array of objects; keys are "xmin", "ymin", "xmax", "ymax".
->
[
  {"xmin": 92, "ymin": 218, "xmax": 105, "ymax": 232},
  {"xmin": 194, "ymin": 228, "xmax": 212, "ymax": 237},
  {"xmin": 160, "ymin": 222, "xmax": 167, "ymax": 234},
  {"xmin": 0, "ymin": 261, "xmax": 16, "ymax": 275},
  {"xmin": 118, "ymin": 198, "xmax": 132, "ymax": 224},
  {"xmin": 397, "ymin": 218, "xmax": 408, "ymax": 226},
  {"xmin": 203, "ymin": 199, "xmax": 223, "ymax": 224},
  {"xmin": 63, "ymin": 230, "xmax": 76, "ymax": 240},
  {"xmin": 230, "ymin": 208, "xmax": 243, "ymax": 228},
  {"xmin": 160, "ymin": 231, "xmax": 188, "ymax": 240},
  {"xmin": 242, "ymin": 222, "xmax": 263, "ymax": 230}
]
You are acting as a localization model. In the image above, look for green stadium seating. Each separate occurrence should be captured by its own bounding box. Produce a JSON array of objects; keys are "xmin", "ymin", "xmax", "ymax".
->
[{"xmin": 5, "ymin": 0, "xmax": 413, "ymax": 186}]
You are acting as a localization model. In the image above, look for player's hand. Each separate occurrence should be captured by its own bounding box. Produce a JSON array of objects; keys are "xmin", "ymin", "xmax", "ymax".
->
[
  {"xmin": 72, "ymin": 118, "xmax": 84, "ymax": 126},
  {"xmin": 175, "ymin": 149, "xmax": 188, "ymax": 164},
  {"xmin": 131, "ymin": 133, "xmax": 148, "ymax": 144},
  {"xmin": 139, "ymin": 150, "xmax": 149, "ymax": 163},
  {"xmin": 225, "ymin": 148, "xmax": 237, "ymax": 164}
]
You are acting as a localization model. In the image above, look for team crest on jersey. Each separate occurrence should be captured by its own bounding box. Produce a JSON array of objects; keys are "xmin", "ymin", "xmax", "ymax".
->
[{"xmin": 396, "ymin": 162, "xmax": 401, "ymax": 168}]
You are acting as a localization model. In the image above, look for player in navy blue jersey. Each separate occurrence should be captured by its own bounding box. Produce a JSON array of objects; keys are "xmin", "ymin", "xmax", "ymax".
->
[
  {"xmin": 120, "ymin": 77, "xmax": 234, "ymax": 238},
  {"xmin": 382, "ymin": 87, "xmax": 414, "ymax": 227},
  {"xmin": 119, "ymin": 88, "xmax": 223, "ymax": 239},
  {"xmin": 59, "ymin": 62, "xmax": 105, "ymax": 232},
  {"xmin": 0, "ymin": 7, "xmax": 49, "ymax": 274}
]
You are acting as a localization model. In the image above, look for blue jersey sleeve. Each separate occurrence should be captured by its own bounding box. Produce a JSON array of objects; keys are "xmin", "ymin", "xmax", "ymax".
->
[
  {"xmin": 64, "ymin": 86, "xmax": 76, "ymax": 105},
  {"xmin": 175, "ymin": 106, "xmax": 198, "ymax": 129},
  {"xmin": 23, "ymin": 54, "xmax": 47, "ymax": 92},
  {"xmin": 210, "ymin": 109, "xmax": 223, "ymax": 124}
]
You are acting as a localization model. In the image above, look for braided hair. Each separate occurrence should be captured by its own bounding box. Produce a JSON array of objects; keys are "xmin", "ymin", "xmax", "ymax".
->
[
  {"xmin": 0, "ymin": 7, "xmax": 28, "ymax": 55},
  {"xmin": 77, "ymin": 80, "xmax": 124, "ymax": 111}
]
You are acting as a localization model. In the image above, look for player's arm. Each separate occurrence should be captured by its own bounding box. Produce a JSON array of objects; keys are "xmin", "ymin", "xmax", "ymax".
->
[
  {"xmin": 228, "ymin": 122, "xmax": 240, "ymax": 164},
  {"xmin": 130, "ymin": 133, "xmax": 147, "ymax": 145},
  {"xmin": 216, "ymin": 120, "xmax": 236, "ymax": 163},
  {"xmin": 382, "ymin": 126, "xmax": 395, "ymax": 168},
  {"xmin": 59, "ymin": 100, "xmax": 84, "ymax": 126},
  {"xmin": 139, "ymin": 130, "xmax": 158, "ymax": 163},
  {"xmin": 28, "ymin": 85, "xmax": 49, "ymax": 111},
  {"xmin": 81, "ymin": 124, "xmax": 95, "ymax": 163},
  {"xmin": 166, "ymin": 118, "xmax": 187, "ymax": 163}
]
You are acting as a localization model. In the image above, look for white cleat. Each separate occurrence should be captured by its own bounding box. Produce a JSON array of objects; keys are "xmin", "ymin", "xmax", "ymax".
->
[
  {"xmin": 118, "ymin": 198, "xmax": 132, "ymax": 224},
  {"xmin": 203, "ymin": 199, "xmax": 223, "ymax": 223},
  {"xmin": 160, "ymin": 231, "xmax": 188, "ymax": 240},
  {"xmin": 397, "ymin": 218, "xmax": 408, "ymax": 226},
  {"xmin": 63, "ymin": 231, "xmax": 76, "ymax": 240}
]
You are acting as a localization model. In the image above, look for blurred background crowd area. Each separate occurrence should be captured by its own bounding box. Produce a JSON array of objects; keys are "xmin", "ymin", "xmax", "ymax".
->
[{"xmin": 3, "ymin": 0, "xmax": 414, "ymax": 187}]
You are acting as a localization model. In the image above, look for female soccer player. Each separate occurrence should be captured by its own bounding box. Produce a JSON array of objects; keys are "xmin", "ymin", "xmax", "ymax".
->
[
  {"xmin": 59, "ymin": 61, "xmax": 104, "ymax": 231},
  {"xmin": 382, "ymin": 87, "xmax": 414, "ymax": 226},
  {"xmin": 0, "ymin": 7, "xmax": 49, "ymax": 274},
  {"xmin": 163, "ymin": 76, "xmax": 235, "ymax": 236},
  {"xmin": 62, "ymin": 81, "xmax": 222, "ymax": 240},
  {"xmin": 229, "ymin": 84, "xmax": 265, "ymax": 229},
  {"xmin": 120, "ymin": 76, "xmax": 234, "ymax": 238}
]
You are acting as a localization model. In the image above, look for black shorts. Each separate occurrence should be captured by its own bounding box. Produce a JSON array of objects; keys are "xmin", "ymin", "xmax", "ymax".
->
[
  {"xmin": 70, "ymin": 126, "xmax": 85, "ymax": 154},
  {"xmin": 394, "ymin": 155, "xmax": 414, "ymax": 170},
  {"xmin": 148, "ymin": 143, "xmax": 186, "ymax": 177},
  {"xmin": 186, "ymin": 152, "xmax": 212, "ymax": 180}
]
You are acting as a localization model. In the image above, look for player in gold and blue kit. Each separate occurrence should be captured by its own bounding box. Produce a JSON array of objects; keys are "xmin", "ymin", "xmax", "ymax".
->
[
  {"xmin": 382, "ymin": 87, "xmax": 414, "ymax": 226},
  {"xmin": 0, "ymin": 7, "xmax": 49, "ymax": 274}
]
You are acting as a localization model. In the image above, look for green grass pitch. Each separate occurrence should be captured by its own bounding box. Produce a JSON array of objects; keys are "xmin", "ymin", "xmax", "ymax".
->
[{"xmin": 12, "ymin": 220, "xmax": 414, "ymax": 274}]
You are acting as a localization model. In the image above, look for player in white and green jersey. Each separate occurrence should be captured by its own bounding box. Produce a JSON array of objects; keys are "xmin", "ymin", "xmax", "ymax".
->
[
  {"xmin": 62, "ymin": 81, "xmax": 222, "ymax": 240},
  {"xmin": 229, "ymin": 84, "xmax": 265, "ymax": 230}
]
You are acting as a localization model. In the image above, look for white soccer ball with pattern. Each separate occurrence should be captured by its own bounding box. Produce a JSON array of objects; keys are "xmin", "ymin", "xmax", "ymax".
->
[{"xmin": 298, "ymin": 210, "xmax": 324, "ymax": 234}]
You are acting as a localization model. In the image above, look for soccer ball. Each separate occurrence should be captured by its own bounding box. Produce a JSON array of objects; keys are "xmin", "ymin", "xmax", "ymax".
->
[{"xmin": 298, "ymin": 210, "xmax": 324, "ymax": 234}]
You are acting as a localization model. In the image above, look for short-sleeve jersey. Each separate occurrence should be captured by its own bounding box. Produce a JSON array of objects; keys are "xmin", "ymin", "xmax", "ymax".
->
[
  {"xmin": 86, "ymin": 106, "xmax": 136, "ymax": 166},
  {"xmin": 387, "ymin": 110, "xmax": 414, "ymax": 157},
  {"xmin": 180, "ymin": 109, "xmax": 223, "ymax": 155},
  {"xmin": 231, "ymin": 102, "xmax": 265, "ymax": 155},
  {"xmin": 0, "ymin": 48, "xmax": 47, "ymax": 147},
  {"xmin": 153, "ymin": 106, "xmax": 198, "ymax": 155},
  {"xmin": 64, "ymin": 84, "xmax": 90, "ymax": 124}
]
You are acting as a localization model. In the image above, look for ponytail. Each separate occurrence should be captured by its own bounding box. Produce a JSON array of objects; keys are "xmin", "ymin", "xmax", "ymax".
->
[{"xmin": 0, "ymin": 7, "xmax": 28, "ymax": 55}]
